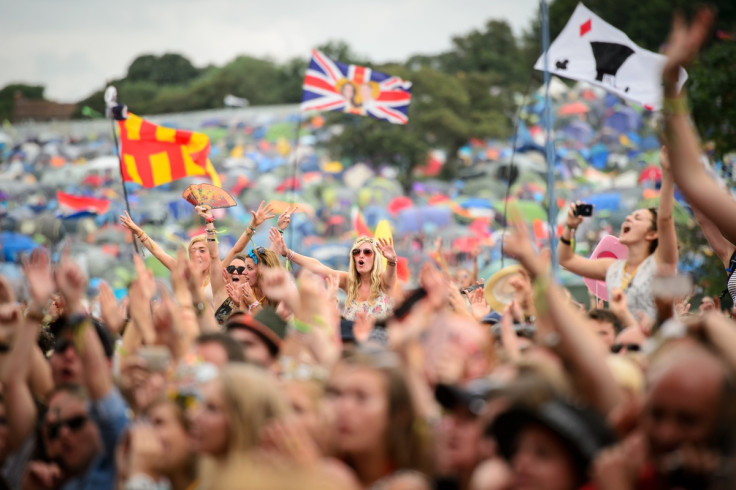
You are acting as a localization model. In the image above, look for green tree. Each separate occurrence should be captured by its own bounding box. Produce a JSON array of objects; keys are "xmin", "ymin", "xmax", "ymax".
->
[
  {"xmin": 127, "ymin": 53, "xmax": 200, "ymax": 86},
  {"xmin": 0, "ymin": 84, "xmax": 45, "ymax": 121}
]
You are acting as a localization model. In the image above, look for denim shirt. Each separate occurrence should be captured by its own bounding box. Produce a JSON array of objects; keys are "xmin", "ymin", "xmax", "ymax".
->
[{"xmin": 60, "ymin": 388, "xmax": 130, "ymax": 490}]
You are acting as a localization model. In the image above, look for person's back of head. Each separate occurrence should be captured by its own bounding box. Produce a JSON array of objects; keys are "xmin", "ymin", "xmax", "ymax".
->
[{"xmin": 195, "ymin": 332, "xmax": 247, "ymax": 366}]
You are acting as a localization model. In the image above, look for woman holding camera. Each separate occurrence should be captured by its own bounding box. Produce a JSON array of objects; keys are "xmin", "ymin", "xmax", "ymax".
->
[{"xmin": 558, "ymin": 146, "xmax": 678, "ymax": 320}]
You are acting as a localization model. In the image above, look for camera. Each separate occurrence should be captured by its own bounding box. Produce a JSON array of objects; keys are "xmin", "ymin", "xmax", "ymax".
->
[{"xmin": 574, "ymin": 203, "xmax": 594, "ymax": 217}]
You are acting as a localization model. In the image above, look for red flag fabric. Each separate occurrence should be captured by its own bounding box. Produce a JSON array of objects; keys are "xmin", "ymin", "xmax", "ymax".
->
[
  {"xmin": 57, "ymin": 191, "xmax": 110, "ymax": 215},
  {"xmin": 118, "ymin": 113, "xmax": 220, "ymax": 188}
]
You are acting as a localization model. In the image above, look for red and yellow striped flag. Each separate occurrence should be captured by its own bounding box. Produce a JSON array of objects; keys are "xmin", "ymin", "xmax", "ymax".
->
[{"xmin": 118, "ymin": 113, "xmax": 221, "ymax": 188}]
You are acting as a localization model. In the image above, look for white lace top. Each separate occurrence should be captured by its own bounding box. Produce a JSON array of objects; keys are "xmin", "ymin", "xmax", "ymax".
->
[
  {"xmin": 605, "ymin": 254, "xmax": 657, "ymax": 320},
  {"xmin": 343, "ymin": 290, "xmax": 393, "ymax": 321}
]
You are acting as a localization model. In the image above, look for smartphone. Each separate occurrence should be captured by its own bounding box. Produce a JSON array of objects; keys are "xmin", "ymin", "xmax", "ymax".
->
[
  {"xmin": 137, "ymin": 346, "xmax": 172, "ymax": 372},
  {"xmin": 651, "ymin": 275, "xmax": 693, "ymax": 298},
  {"xmin": 574, "ymin": 203, "xmax": 594, "ymax": 217},
  {"xmin": 392, "ymin": 288, "xmax": 428, "ymax": 320}
]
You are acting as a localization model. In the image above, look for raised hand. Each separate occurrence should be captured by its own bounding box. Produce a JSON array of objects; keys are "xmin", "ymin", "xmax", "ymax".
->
[
  {"xmin": 269, "ymin": 227, "xmax": 288, "ymax": 257},
  {"xmin": 22, "ymin": 248, "xmax": 54, "ymax": 308},
  {"xmin": 195, "ymin": 204, "xmax": 213, "ymax": 222},
  {"xmin": 120, "ymin": 210, "xmax": 143, "ymax": 235},
  {"xmin": 469, "ymin": 287, "xmax": 490, "ymax": 321},
  {"xmin": 239, "ymin": 281, "xmax": 257, "ymax": 309},
  {"xmin": 54, "ymin": 250, "xmax": 87, "ymax": 313},
  {"xmin": 419, "ymin": 263, "xmax": 448, "ymax": 310},
  {"xmin": 250, "ymin": 200, "xmax": 276, "ymax": 228},
  {"xmin": 353, "ymin": 311, "xmax": 374, "ymax": 343},
  {"xmin": 376, "ymin": 237, "xmax": 397, "ymax": 262},
  {"xmin": 504, "ymin": 208, "xmax": 546, "ymax": 279},
  {"xmin": 663, "ymin": 8, "xmax": 715, "ymax": 88},
  {"xmin": 259, "ymin": 267, "xmax": 299, "ymax": 307},
  {"xmin": 133, "ymin": 254, "xmax": 156, "ymax": 302},
  {"xmin": 225, "ymin": 282, "xmax": 240, "ymax": 305},
  {"xmin": 566, "ymin": 201, "xmax": 585, "ymax": 230},
  {"xmin": 277, "ymin": 204, "xmax": 298, "ymax": 231},
  {"xmin": 98, "ymin": 282, "xmax": 127, "ymax": 334}
]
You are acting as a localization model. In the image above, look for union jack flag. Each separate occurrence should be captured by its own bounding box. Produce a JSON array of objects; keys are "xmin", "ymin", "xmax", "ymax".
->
[{"xmin": 301, "ymin": 50, "xmax": 412, "ymax": 125}]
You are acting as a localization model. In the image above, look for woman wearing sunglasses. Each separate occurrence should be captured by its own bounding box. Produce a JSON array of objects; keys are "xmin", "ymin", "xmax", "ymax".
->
[
  {"xmin": 195, "ymin": 203, "xmax": 293, "ymax": 323},
  {"xmin": 270, "ymin": 231, "xmax": 397, "ymax": 321}
]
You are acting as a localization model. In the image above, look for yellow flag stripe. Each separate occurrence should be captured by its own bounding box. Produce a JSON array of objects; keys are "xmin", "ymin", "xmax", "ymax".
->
[
  {"xmin": 150, "ymin": 152, "xmax": 172, "ymax": 187},
  {"xmin": 125, "ymin": 114, "xmax": 142, "ymax": 141},
  {"xmin": 205, "ymin": 159, "xmax": 222, "ymax": 187},
  {"xmin": 155, "ymin": 125, "xmax": 177, "ymax": 143},
  {"xmin": 123, "ymin": 154, "xmax": 143, "ymax": 185}
]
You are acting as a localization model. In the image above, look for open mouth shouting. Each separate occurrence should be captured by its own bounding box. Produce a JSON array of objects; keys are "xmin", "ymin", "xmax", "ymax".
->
[{"xmin": 621, "ymin": 223, "xmax": 632, "ymax": 235}]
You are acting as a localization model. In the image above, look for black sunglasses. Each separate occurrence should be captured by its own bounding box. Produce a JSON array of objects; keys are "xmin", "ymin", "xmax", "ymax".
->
[
  {"xmin": 46, "ymin": 415, "xmax": 88, "ymax": 440},
  {"xmin": 611, "ymin": 343, "xmax": 641, "ymax": 354},
  {"xmin": 226, "ymin": 265, "xmax": 246, "ymax": 274},
  {"xmin": 352, "ymin": 248, "xmax": 373, "ymax": 256}
]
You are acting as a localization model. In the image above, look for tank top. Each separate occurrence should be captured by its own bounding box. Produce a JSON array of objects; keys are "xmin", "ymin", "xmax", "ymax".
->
[
  {"xmin": 605, "ymin": 255, "xmax": 657, "ymax": 320},
  {"xmin": 343, "ymin": 290, "xmax": 393, "ymax": 321}
]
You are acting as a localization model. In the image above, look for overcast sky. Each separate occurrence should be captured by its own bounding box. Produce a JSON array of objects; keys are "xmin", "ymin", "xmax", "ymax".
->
[{"xmin": 0, "ymin": 0, "xmax": 539, "ymax": 102}]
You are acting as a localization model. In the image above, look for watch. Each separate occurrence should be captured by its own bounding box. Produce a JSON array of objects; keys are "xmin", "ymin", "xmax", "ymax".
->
[{"xmin": 193, "ymin": 301, "xmax": 206, "ymax": 317}]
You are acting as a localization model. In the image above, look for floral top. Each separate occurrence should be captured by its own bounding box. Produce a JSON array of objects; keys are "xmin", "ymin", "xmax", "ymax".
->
[{"xmin": 343, "ymin": 290, "xmax": 393, "ymax": 321}]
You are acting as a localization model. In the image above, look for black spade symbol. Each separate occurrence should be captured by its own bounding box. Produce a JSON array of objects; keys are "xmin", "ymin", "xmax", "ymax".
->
[
  {"xmin": 556, "ymin": 59, "xmax": 569, "ymax": 70},
  {"xmin": 589, "ymin": 42, "xmax": 634, "ymax": 82}
]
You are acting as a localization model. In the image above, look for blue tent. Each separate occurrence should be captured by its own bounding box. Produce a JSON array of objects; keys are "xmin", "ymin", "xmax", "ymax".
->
[
  {"xmin": 585, "ymin": 192, "xmax": 622, "ymax": 212},
  {"xmin": 1, "ymin": 232, "xmax": 39, "ymax": 262}
]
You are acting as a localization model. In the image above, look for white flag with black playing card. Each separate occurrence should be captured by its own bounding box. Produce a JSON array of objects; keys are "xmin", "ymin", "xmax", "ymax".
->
[{"xmin": 534, "ymin": 3, "xmax": 687, "ymax": 111}]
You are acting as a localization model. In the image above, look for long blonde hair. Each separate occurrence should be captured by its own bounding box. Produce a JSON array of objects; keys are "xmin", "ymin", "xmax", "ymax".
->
[{"xmin": 346, "ymin": 236, "xmax": 384, "ymax": 306}]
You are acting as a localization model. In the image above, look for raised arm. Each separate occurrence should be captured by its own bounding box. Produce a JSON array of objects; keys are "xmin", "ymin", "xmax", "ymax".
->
[
  {"xmin": 507, "ymin": 213, "xmax": 622, "ymax": 414},
  {"xmin": 196, "ymin": 205, "xmax": 227, "ymax": 306},
  {"xmin": 654, "ymin": 147, "xmax": 678, "ymax": 275},
  {"xmin": 120, "ymin": 211, "xmax": 176, "ymax": 271},
  {"xmin": 557, "ymin": 202, "xmax": 615, "ymax": 280},
  {"xmin": 376, "ymin": 238, "xmax": 397, "ymax": 293},
  {"xmin": 660, "ymin": 11, "xmax": 736, "ymax": 242},
  {"xmin": 55, "ymin": 253, "xmax": 113, "ymax": 400},
  {"xmin": 269, "ymin": 227, "xmax": 348, "ymax": 290},
  {"xmin": 691, "ymin": 205, "xmax": 735, "ymax": 268},
  {"xmin": 222, "ymin": 201, "xmax": 276, "ymax": 266}
]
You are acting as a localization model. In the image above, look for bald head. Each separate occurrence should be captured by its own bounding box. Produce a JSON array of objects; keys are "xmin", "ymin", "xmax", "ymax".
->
[{"xmin": 644, "ymin": 340, "xmax": 731, "ymax": 463}]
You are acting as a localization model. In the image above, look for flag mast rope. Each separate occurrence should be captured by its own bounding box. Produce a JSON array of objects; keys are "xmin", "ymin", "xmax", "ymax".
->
[
  {"xmin": 541, "ymin": 0, "xmax": 558, "ymax": 276},
  {"xmin": 104, "ymin": 86, "xmax": 139, "ymax": 254}
]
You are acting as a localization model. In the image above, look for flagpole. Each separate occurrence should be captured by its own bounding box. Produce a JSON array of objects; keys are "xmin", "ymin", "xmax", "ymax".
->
[
  {"xmin": 288, "ymin": 112, "xmax": 302, "ymax": 252},
  {"xmin": 110, "ymin": 117, "xmax": 139, "ymax": 254},
  {"xmin": 541, "ymin": 0, "xmax": 558, "ymax": 276}
]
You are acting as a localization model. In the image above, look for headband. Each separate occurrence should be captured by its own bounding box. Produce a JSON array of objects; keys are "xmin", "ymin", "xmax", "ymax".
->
[{"xmin": 247, "ymin": 249, "xmax": 259, "ymax": 265}]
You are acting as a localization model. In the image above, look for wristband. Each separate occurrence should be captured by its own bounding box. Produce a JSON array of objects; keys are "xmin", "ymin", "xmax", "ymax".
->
[
  {"xmin": 277, "ymin": 228, "xmax": 285, "ymax": 235},
  {"xmin": 248, "ymin": 301, "xmax": 260, "ymax": 311},
  {"xmin": 662, "ymin": 96, "xmax": 689, "ymax": 116},
  {"xmin": 559, "ymin": 236, "xmax": 572, "ymax": 246},
  {"xmin": 205, "ymin": 217, "xmax": 215, "ymax": 224},
  {"xmin": 287, "ymin": 249, "xmax": 295, "ymax": 262},
  {"xmin": 248, "ymin": 225, "xmax": 257, "ymax": 233},
  {"xmin": 386, "ymin": 260, "xmax": 397, "ymax": 267}
]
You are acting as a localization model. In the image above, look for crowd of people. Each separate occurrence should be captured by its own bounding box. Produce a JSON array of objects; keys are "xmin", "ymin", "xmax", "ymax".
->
[{"xmin": 2, "ymin": 8, "xmax": 736, "ymax": 490}]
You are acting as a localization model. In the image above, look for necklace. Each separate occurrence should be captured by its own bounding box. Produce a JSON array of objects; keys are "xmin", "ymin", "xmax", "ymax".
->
[{"xmin": 621, "ymin": 262, "xmax": 640, "ymax": 291}]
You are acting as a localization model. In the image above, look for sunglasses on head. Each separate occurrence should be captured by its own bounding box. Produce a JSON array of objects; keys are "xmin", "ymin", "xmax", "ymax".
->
[
  {"xmin": 352, "ymin": 248, "xmax": 373, "ymax": 256},
  {"xmin": 46, "ymin": 415, "xmax": 88, "ymax": 440},
  {"xmin": 226, "ymin": 265, "xmax": 246, "ymax": 274},
  {"xmin": 610, "ymin": 343, "xmax": 641, "ymax": 354}
]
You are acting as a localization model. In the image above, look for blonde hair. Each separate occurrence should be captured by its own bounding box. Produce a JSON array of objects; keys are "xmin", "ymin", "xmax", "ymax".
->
[
  {"xmin": 199, "ymin": 364, "xmax": 290, "ymax": 487},
  {"xmin": 346, "ymin": 237, "xmax": 384, "ymax": 306},
  {"xmin": 188, "ymin": 234, "xmax": 211, "ymax": 287},
  {"xmin": 220, "ymin": 364, "xmax": 289, "ymax": 452}
]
